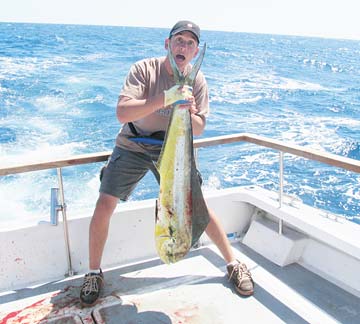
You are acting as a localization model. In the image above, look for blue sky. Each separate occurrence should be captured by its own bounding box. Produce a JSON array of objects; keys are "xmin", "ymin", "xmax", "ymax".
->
[{"xmin": 1, "ymin": 0, "xmax": 359, "ymax": 40}]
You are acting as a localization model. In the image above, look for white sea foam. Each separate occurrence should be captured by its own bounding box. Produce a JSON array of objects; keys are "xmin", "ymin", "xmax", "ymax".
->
[
  {"xmin": 55, "ymin": 35, "xmax": 65, "ymax": 43},
  {"xmin": 78, "ymin": 94, "xmax": 104, "ymax": 104},
  {"xmin": 303, "ymin": 58, "xmax": 342, "ymax": 73},
  {"xmin": 210, "ymin": 72, "xmax": 330, "ymax": 105},
  {"xmin": 203, "ymin": 174, "xmax": 222, "ymax": 191},
  {"xmin": 83, "ymin": 53, "xmax": 110, "ymax": 62},
  {"xmin": 273, "ymin": 77, "xmax": 326, "ymax": 91},
  {"xmin": 0, "ymin": 57, "xmax": 37, "ymax": 78},
  {"xmin": 35, "ymin": 95, "xmax": 66, "ymax": 111},
  {"xmin": 67, "ymin": 76, "xmax": 87, "ymax": 83},
  {"xmin": 0, "ymin": 165, "xmax": 101, "ymax": 230},
  {"xmin": 0, "ymin": 142, "xmax": 87, "ymax": 167}
]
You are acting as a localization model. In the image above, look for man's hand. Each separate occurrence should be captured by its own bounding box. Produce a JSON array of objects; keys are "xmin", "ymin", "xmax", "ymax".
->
[{"xmin": 164, "ymin": 85, "xmax": 192, "ymax": 107}]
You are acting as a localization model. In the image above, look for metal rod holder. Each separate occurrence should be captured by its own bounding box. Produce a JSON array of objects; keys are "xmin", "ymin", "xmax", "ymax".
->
[{"xmin": 50, "ymin": 188, "xmax": 61, "ymax": 225}]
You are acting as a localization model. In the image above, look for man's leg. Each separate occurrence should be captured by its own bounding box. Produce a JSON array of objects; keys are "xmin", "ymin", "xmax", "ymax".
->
[
  {"xmin": 206, "ymin": 208, "xmax": 254, "ymax": 296},
  {"xmin": 89, "ymin": 192, "xmax": 119, "ymax": 270},
  {"xmin": 80, "ymin": 148, "xmax": 153, "ymax": 307},
  {"xmin": 80, "ymin": 193, "xmax": 118, "ymax": 307},
  {"xmin": 205, "ymin": 208, "xmax": 234, "ymax": 263}
]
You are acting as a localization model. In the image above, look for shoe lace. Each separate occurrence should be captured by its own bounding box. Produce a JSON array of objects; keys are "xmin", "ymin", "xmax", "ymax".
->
[
  {"xmin": 82, "ymin": 274, "xmax": 103, "ymax": 296},
  {"xmin": 228, "ymin": 263, "xmax": 251, "ymax": 283}
]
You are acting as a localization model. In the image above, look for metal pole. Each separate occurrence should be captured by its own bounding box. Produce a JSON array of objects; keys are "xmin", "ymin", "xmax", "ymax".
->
[
  {"xmin": 279, "ymin": 152, "xmax": 284, "ymax": 235},
  {"xmin": 57, "ymin": 167, "xmax": 74, "ymax": 276}
]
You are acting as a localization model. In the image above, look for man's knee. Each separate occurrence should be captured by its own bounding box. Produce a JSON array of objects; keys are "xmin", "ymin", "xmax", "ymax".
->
[{"xmin": 95, "ymin": 193, "xmax": 118, "ymax": 215}]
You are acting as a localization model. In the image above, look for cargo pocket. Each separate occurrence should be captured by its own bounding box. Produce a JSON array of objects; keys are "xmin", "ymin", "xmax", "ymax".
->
[
  {"xmin": 99, "ymin": 165, "xmax": 106, "ymax": 181},
  {"xmin": 100, "ymin": 147, "xmax": 122, "ymax": 181}
]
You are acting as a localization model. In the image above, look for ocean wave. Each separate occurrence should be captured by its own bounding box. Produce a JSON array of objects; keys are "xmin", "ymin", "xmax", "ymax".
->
[
  {"xmin": 336, "ymin": 140, "xmax": 360, "ymax": 160},
  {"xmin": 273, "ymin": 76, "xmax": 327, "ymax": 91},
  {"xmin": 0, "ymin": 127, "xmax": 16, "ymax": 143},
  {"xmin": 55, "ymin": 35, "xmax": 65, "ymax": 43},
  {"xmin": 77, "ymin": 94, "xmax": 105, "ymax": 105},
  {"xmin": 209, "ymin": 72, "xmax": 328, "ymax": 105},
  {"xmin": 0, "ymin": 53, "xmax": 113, "ymax": 83},
  {"xmin": 303, "ymin": 58, "xmax": 342, "ymax": 73},
  {"xmin": 0, "ymin": 141, "xmax": 87, "ymax": 167},
  {"xmin": 35, "ymin": 95, "xmax": 66, "ymax": 111},
  {"xmin": 0, "ymin": 56, "xmax": 69, "ymax": 80},
  {"xmin": 67, "ymin": 76, "xmax": 88, "ymax": 83},
  {"xmin": 0, "ymin": 56, "xmax": 37, "ymax": 78},
  {"xmin": 82, "ymin": 53, "xmax": 112, "ymax": 62}
]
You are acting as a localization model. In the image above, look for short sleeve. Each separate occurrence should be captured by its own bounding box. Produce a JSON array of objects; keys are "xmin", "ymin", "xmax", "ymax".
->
[{"xmin": 120, "ymin": 60, "xmax": 148, "ymax": 99}]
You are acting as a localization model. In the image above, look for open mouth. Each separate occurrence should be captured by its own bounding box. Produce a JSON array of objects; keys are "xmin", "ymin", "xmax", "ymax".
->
[{"xmin": 175, "ymin": 54, "xmax": 186, "ymax": 62}]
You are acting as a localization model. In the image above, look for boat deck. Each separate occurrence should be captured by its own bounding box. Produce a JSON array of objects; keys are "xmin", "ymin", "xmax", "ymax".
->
[{"xmin": 1, "ymin": 241, "xmax": 359, "ymax": 324}]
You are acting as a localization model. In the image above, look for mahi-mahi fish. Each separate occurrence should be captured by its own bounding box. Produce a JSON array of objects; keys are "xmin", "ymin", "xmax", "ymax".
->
[{"xmin": 155, "ymin": 43, "xmax": 210, "ymax": 264}]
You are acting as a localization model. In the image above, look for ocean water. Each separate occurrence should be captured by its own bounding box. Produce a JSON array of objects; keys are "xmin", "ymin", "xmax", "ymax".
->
[{"xmin": 0, "ymin": 22, "xmax": 359, "ymax": 228}]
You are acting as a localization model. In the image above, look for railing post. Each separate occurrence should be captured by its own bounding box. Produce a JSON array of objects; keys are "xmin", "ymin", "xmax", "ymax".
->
[
  {"xmin": 278, "ymin": 151, "xmax": 284, "ymax": 235},
  {"xmin": 57, "ymin": 167, "xmax": 75, "ymax": 277}
]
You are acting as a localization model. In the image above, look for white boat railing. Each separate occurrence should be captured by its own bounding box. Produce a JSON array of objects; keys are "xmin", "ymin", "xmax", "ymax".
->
[{"xmin": 1, "ymin": 133, "xmax": 360, "ymax": 276}]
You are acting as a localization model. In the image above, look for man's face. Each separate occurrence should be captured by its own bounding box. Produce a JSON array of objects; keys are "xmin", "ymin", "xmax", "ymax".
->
[{"xmin": 167, "ymin": 31, "xmax": 199, "ymax": 71}]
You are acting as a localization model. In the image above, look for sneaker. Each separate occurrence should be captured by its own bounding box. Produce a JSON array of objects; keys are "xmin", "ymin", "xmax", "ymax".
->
[
  {"xmin": 80, "ymin": 269, "xmax": 104, "ymax": 307},
  {"xmin": 227, "ymin": 261, "xmax": 254, "ymax": 296}
]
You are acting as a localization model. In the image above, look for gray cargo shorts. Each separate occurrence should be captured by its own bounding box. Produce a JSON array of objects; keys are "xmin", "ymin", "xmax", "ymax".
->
[
  {"xmin": 100, "ymin": 146, "xmax": 160, "ymax": 201},
  {"xmin": 99, "ymin": 146, "xmax": 202, "ymax": 201}
]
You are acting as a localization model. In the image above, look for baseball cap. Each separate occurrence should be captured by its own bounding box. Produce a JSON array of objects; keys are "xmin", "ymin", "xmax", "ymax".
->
[{"xmin": 169, "ymin": 20, "xmax": 200, "ymax": 43}]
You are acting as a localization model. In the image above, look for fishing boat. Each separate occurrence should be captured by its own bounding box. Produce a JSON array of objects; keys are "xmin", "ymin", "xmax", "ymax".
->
[{"xmin": 0, "ymin": 133, "xmax": 359, "ymax": 323}]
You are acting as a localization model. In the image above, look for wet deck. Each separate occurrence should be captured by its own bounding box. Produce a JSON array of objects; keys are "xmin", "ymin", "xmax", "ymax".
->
[{"xmin": 1, "ymin": 241, "xmax": 359, "ymax": 324}]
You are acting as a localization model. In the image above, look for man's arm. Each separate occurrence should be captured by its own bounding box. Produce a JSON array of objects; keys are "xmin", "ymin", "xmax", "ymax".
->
[
  {"xmin": 191, "ymin": 113, "xmax": 206, "ymax": 136},
  {"xmin": 117, "ymin": 85, "xmax": 192, "ymax": 124},
  {"xmin": 116, "ymin": 83, "xmax": 206, "ymax": 136},
  {"xmin": 117, "ymin": 89, "xmax": 205, "ymax": 136},
  {"xmin": 116, "ymin": 94, "xmax": 164, "ymax": 124}
]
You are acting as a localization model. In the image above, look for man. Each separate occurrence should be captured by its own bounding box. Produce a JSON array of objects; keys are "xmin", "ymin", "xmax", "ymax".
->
[{"xmin": 80, "ymin": 20, "xmax": 254, "ymax": 307}]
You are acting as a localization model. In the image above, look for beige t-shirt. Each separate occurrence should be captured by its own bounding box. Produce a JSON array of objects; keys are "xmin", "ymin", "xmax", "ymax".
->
[{"xmin": 115, "ymin": 56, "xmax": 209, "ymax": 153}]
